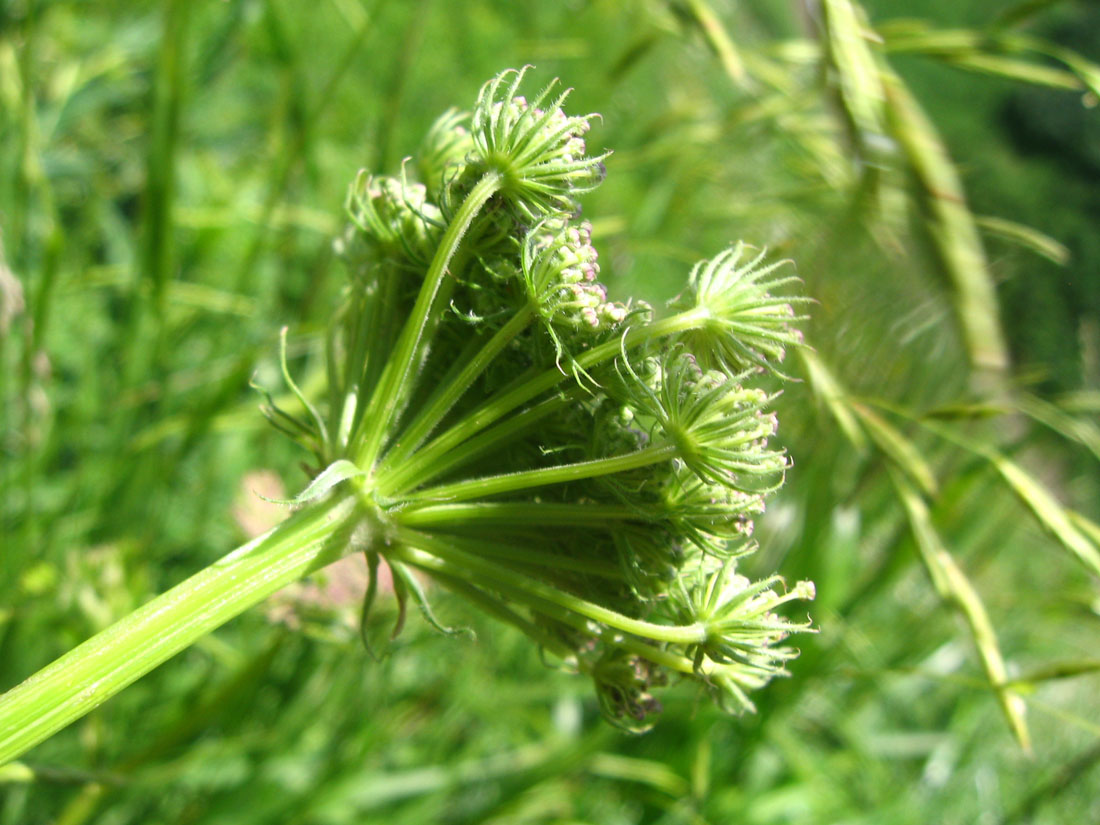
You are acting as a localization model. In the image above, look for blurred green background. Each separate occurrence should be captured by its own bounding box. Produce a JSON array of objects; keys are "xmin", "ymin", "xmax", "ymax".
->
[{"xmin": 2, "ymin": 1, "xmax": 1099, "ymax": 823}]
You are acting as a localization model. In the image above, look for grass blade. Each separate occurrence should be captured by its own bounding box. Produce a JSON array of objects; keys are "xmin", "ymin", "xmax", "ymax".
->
[
  {"xmin": 882, "ymin": 71, "xmax": 1009, "ymax": 376},
  {"xmin": 990, "ymin": 453, "xmax": 1100, "ymax": 579},
  {"xmin": 798, "ymin": 349, "xmax": 868, "ymax": 453},
  {"xmin": 1016, "ymin": 393, "xmax": 1100, "ymax": 462},
  {"xmin": 975, "ymin": 215, "xmax": 1071, "ymax": 265},
  {"xmin": 820, "ymin": 0, "xmax": 888, "ymax": 152},
  {"xmin": 851, "ymin": 401, "xmax": 938, "ymax": 497},
  {"xmin": 891, "ymin": 471, "xmax": 1031, "ymax": 752},
  {"xmin": 939, "ymin": 52, "xmax": 1081, "ymax": 89},
  {"xmin": 678, "ymin": 0, "xmax": 749, "ymax": 88}
]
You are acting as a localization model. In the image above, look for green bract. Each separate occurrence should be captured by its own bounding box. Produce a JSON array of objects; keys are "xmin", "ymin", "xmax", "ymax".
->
[{"xmin": 268, "ymin": 68, "xmax": 814, "ymax": 731}]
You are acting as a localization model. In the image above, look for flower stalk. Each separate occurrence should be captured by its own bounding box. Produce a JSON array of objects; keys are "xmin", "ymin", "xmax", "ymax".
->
[
  {"xmin": 0, "ymin": 494, "xmax": 362, "ymax": 765},
  {"xmin": 353, "ymin": 169, "xmax": 504, "ymax": 468}
]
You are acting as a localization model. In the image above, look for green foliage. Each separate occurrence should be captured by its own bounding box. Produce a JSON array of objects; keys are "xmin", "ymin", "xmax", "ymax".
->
[{"xmin": 1, "ymin": 1, "xmax": 1099, "ymax": 823}]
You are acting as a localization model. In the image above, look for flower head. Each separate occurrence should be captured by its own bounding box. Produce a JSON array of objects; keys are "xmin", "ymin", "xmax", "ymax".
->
[
  {"xmin": 520, "ymin": 219, "xmax": 626, "ymax": 341},
  {"xmin": 591, "ymin": 649, "xmax": 668, "ymax": 733},
  {"xmin": 671, "ymin": 561, "xmax": 815, "ymax": 712},
  {"xmin": 468, "ymin": 67, "xmax": 607, "ymax": 221},
  {"xmin": 620, "ymin": 348, "xmax": 788, "ymax": 490},
  {"xmin": 418, "ymin": 108, "xmax": 474, "ymax": 196},
  {"xmin": 268, "ymin": 69, "xmax": 814, "ymax": 731},
  {"xmin": 671, "ymin": 243, "xmax": 805, "ymax": 374},
  {"xmin": 346, "ymin": 172, "xmax": 442, "ymax": 264}
]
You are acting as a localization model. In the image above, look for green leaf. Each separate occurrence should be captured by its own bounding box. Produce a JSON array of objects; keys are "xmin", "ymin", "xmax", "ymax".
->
[
  {"xmin": 358, "ymin": 551, "xmax": 402, "ymax": 661},
  {"xmin": 390, "ymin": 559, "xmax": 472, "ymax": 639}
]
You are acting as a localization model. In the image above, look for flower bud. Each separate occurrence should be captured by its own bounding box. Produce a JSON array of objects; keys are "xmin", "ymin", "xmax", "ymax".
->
[
  {"xmin": 347, "ymin": 173, "xmax": 443, "ymax": 264},
  {"xmin": 469, "ymin": 68, "xmax": 608, "ymax": 221},
  {"xmin": 671, "ymin": 244, "xmax": 805, "ymax": 375}
]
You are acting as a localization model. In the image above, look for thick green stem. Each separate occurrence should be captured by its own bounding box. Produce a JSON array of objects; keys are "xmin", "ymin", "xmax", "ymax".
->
[
  {"xmin": 0, "ymin": 494, "xmax": 362, "ymax": 766},
  {"xmin": 354, "ymin": 170, "xmax": 504, "ymax": 468}
]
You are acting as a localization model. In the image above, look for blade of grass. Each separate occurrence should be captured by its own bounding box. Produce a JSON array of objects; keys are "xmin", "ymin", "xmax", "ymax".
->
[
  {"xmin": 588, "ymin": 753, "xmax": 690, "ymax": 797},
  {"xmin": 1003, "ymin": 738, "xmax": 1100, "ymax": 825},
  {"xmin": 879, "ymin": 21, "xmax": 1100, "ymax": 100},
  {"xmin": 820, "ymin": 0, "xmax": 888, "ymax": 153},
  {"xmin": 373, "ymin": 0, "xmax": 435, "ymax": 172},
  {"xmin": 11, "ymin": 0, "xmax": 64, "ymax": 591},
  {"xmin": 798, "ymin": 349, "xmax": 868, "ymax": 452},
  {"xmin": 905, "ymin": 413, "xmax": 1100, "ymax": 579},
  {"xmin": 231, "ymin": 0, "xmax": 377, "ymax": 298},
  {"xmin": 677, "ymin": 0, "xmax": 749, "ymax": 89},
  {"xmin": 1066, "ymin": 510, "xmax": 1100, "ymax": 554},
  {"xmin": 990, "ymin": 454, "xmax": 1100, "ymax": 579},
  {"xmin": 994, "ymin": 0, "xmax": 1072, "ymax": 30},
  {"xmin": 1016, "ymin": 393, "xmax": 1100, "ymax": 462},
  {"xmin": 939, "ymin": 53, "xmax": 1081, "ymax": 90},
  {"xmin": 882, "ymin": 70, "xmax": 1010, "ymax": 378},
  {"xmin": 891, "ymin": 470, "xmax": 1031, "ymax": 752},
  {"xmin": 141, "ymin": 0, "xmax": 189, "ymax": 322},
  {"xmin": 850, "ymin": 400, "xmax": 938, "ymax": 497},
  {"xmin": 1008, "ymin": 659, "xmax": 1100, "ymax": 690},
  {"xmin": 975, "ymin": 215, "xmax": 1071, "ymax": 265}
]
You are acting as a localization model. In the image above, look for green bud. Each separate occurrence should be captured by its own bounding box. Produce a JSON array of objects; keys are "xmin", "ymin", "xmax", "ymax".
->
[{"xmin": 671, "ymin": 243, "xmax": 806, "ymax": 374}]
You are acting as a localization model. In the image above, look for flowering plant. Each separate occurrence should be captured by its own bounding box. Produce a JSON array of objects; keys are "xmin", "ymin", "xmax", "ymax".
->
[{"xmin": 0, "ymin": 68, "xmax": 813, "ymax": 759}]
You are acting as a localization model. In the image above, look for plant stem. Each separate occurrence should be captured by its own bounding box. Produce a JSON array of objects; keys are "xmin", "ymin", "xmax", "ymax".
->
[
  {"xmin": 354, "ymin": 170, "xmax": 503, "ymax": 468},
  {"xmin": 0, "ymin": 494, "xmax": 362, "ymax": 766},
  {"xmin": 406, "ymin": 443, "xmax": 678, "ymax": 503},
  {"xmin": 388, "ymin": 309, "xmax": 708, "ymax": 490},
  {"xmin": 389, "ymin": 536, "xmax": 708, "ymax": 646},
  {"xmin": 396, "ymin": 501, "xmax": 643, "ymax": 528},
  {"xmin": 425, "ymin": 533, "xmax": 621, "ymax": 579},
  {"xmin": 381, "ymin": 389, "xmax": 579, "ymax": 495},
  {"xmin": 380, "ymin": 305, "xmax": 535, "ymax": 471}
]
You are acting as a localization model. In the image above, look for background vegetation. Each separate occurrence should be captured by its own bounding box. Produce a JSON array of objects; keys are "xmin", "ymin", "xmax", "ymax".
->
[{"xmin": 2, "ymin": 0, "xmax": 1098, "ymax": 822}]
